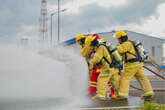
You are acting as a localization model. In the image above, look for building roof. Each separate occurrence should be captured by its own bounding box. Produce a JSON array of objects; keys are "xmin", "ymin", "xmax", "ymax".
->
[
  {"xmin": 59, "ymin": 38, "xmax": 75, "ymax": 46},
  {"xmin": 125, "ymin": 30, "xmax": 165, "ymax": 41},
  {"xmin": 157, "ymin": 65, "xmax": 165, "ymax": 68},
  {"xmin": 61, "ymin": 30, "xmax": 165, "ymax": 45}
]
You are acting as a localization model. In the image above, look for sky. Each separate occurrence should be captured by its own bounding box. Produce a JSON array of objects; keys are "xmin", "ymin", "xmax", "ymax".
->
[{"xmin": 0, "ymin": 0, "xmax": 165, "ymax": 43}]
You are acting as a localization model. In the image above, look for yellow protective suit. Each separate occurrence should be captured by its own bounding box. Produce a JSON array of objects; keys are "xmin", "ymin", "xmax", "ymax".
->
[
  {"xmin": 80, "ymin": 43, "xmax": 84, "ymax": 49},
  {"xmin": 117, "ymin": 41, "xmax": 153, "ymax": 97},
  {"xmin": 89, "ymin": 45, "xmax": 119, "ymax": 99},
  {"xmin": 80, "ymin": 44, "xmax": 92, "ymax": 57}
]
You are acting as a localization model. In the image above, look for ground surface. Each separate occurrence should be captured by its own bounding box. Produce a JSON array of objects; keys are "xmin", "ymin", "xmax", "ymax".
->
[{"xmin": 0, "ymin": 80, "xmax": 164, "ymax": 110}]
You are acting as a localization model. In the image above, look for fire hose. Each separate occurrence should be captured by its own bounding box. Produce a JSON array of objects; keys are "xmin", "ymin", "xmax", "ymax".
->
[
  {"xmin": 130, "ymin": 85, "xmax": 165, "ymax": 92},
  {"xmin": 130, "ymin": 65, "xmax": 165, "ymax": 92},
  {"xmin": 143, "ymin": 65, "xmax": 165, "ymax": 80}
]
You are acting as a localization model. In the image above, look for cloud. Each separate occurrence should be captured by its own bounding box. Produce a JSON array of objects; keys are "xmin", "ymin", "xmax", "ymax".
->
[
  {"xmin": 112, "ymin": 0, "xmax": 165, "ymax": 24},
  {"xmin": 58, "ymin": 0, "xmax": 165, "ymax": 39},
  {"xmin": 109, "ymin": 2, "xmax": 165, "ymax": 38},
  {"xmin": 0, "ymin": 0, "xmax": 164, "ymax": 42},
  {"xmin": 135, "ymin": 3, "xmax": 165, "ymax": 38},
  {"xmin": 0, "ymin": 9, "xmax": 14, "ymax": 21},
  {"xmin": 0, "ymin": 0, "xmax": 40, "ymax": 38}
]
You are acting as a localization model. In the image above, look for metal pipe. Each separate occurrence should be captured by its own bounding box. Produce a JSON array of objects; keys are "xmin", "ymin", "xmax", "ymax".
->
[
  {"xmin": 50, "ymin": 14, "xmax": 53, "ymax": 45},
  {"xmin": 58, "ymin": 0, "xmax": 60, "ymax": 43}
]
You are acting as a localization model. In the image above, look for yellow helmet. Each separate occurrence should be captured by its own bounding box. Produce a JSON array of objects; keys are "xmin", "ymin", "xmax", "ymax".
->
[
  {"xmin": 75, "ymin": 34, "xmax": 85, "ymax": 41},
  {"xmin": 114, "ymin": 30, "xmax": 127, "ymax": 39},
  {"xmin": 85, "ymin": 36, "xmax": 96, "ymax": 46},
  {"xmin": 100, "ymin": 38, "xmax": 106, "ymax": 43}
]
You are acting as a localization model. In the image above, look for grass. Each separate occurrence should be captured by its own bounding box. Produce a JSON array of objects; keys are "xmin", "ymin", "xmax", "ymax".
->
[{"xmin": 138, "ymin": 101, "xmax": 165, "ymax": 110}]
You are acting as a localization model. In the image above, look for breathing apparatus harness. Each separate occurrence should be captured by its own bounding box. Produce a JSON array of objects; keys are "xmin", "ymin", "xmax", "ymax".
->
[
  {"xmin": 102, "ymin": 44, "xmax": 123, "ymax": 71},
  {"xmin": 92, "ymin": 39, "xmax": 123, "ymax": 71},
  {"xmin": 124, "ymin": 40, "xmax": 148, "ymax": 63}
]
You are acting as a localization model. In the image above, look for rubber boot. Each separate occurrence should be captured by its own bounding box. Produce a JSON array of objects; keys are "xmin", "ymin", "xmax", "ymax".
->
[
  {"xmin": 91, "ymin": 95, "xmax": 106, "ymax": 101},
  {"xmin": 140, "ymin": 94, "xmax": 153, "ymax": 101},
  {"xmin": 88, "ymin": 87, "xmax": 96, "ymax": 97},
  {"xmin": 112, "ymin": 95, "xmax": 127, "ymax": 100},
  {"xmin": 88, "ymin": 67, "xmax": 100, "ymax": 97}
]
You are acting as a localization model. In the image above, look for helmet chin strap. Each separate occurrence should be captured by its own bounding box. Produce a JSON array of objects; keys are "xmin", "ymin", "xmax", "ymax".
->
[{"xmin": 91, "ymin": 38, "xmax": 98, "ymax": 46}]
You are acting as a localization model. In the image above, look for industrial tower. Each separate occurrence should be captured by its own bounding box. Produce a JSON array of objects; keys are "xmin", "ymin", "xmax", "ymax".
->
[{"xmin": 39, "ymin": 0, "xmax": 48, "ymax": 41}]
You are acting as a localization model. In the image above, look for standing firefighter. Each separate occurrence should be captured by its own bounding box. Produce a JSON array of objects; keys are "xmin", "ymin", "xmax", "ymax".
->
[
  {"xmin": 114, "ymin": 30, "xmax": 154, "ymax": 100},
  {"xmin": 85, "ymin": 36, "xmax": 120, "ymax": 100},
  {"xmin": 75, "ymin": 34, "xmax": 102, "ymax": 97},
  {"xmin": 88, "ymin": 34, "xmax": 115, "ymax": 98},
  {"xmin": 88, "ymin": 34, "xmax": 102, "ymax": 97}
]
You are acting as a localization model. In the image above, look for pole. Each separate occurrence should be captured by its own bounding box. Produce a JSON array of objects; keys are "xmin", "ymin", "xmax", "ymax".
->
[
  {"xmin": 50, "ymin": 14, "xmax": 53, "ymax": 45},
  {"xmin": 58, "ymin": 0, "xmax": 60, "ymax": 43},
  {"xmin": 50, "ymin": 9, "xmax": 66, "ymax": 46}
]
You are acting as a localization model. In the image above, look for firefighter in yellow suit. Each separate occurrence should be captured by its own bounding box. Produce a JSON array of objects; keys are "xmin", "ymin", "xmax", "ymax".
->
[
  {"xmin": 114, "ymin": 30, "xmax": 154, "ymax": 100},
  {"xmin": 85, "ymin": 36, "xmax": 119, "ymax": 100},
  {"xmin": 75, "ymin": 34, "xmax": 91, "ymax": 60},
  {"xmin": 75, "ymin": 34, "xmax": 86, "ymax": 48}
]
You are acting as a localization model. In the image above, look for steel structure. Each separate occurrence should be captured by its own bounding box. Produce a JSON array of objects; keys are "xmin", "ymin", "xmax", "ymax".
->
[{"xmin": 39, "ymin": 0, "xmax": 48, "ymax": 41}]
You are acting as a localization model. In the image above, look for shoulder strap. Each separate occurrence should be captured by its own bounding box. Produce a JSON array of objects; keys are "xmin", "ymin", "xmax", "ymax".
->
[
  {"xmin": 124, "ymin": 41, "xmax": 141, "ymax": 63},
  {"xmin": 103, "ymin": 56, "xmax": 110, "ymax": 65},
  {"xmin": 97, "ymin": 44, "xmax": 113, "ymax": 65},
  {"xmin": 100, "ymin": 44, "xmax": 121, "ymax": 69}
]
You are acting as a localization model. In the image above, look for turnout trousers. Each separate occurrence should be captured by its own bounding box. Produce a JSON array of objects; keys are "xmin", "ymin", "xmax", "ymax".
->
[{"xmin": 118, "ymin": 66, "xmax": 154, "ymax": 97}]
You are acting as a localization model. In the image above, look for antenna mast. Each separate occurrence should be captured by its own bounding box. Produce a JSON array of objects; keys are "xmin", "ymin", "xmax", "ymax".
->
[{"xmin": 39, "ymin": 0, "xmax": 48, "ymax": 41}]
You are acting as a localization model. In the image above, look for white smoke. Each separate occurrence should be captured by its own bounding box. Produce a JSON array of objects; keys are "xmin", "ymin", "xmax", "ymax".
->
[{"xmin": 0, "ymin": 43, "xmax": 89, "ymax": 109}]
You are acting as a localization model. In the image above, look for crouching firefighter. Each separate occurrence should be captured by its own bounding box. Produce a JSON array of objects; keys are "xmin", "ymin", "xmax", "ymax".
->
[
  {"xmin": 85, "ymin": 36, "xmax": 121, "ymax": 100},
  {"xmin": 114, "ymin": 30, "xmax": 154, "ymax": 100}
]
